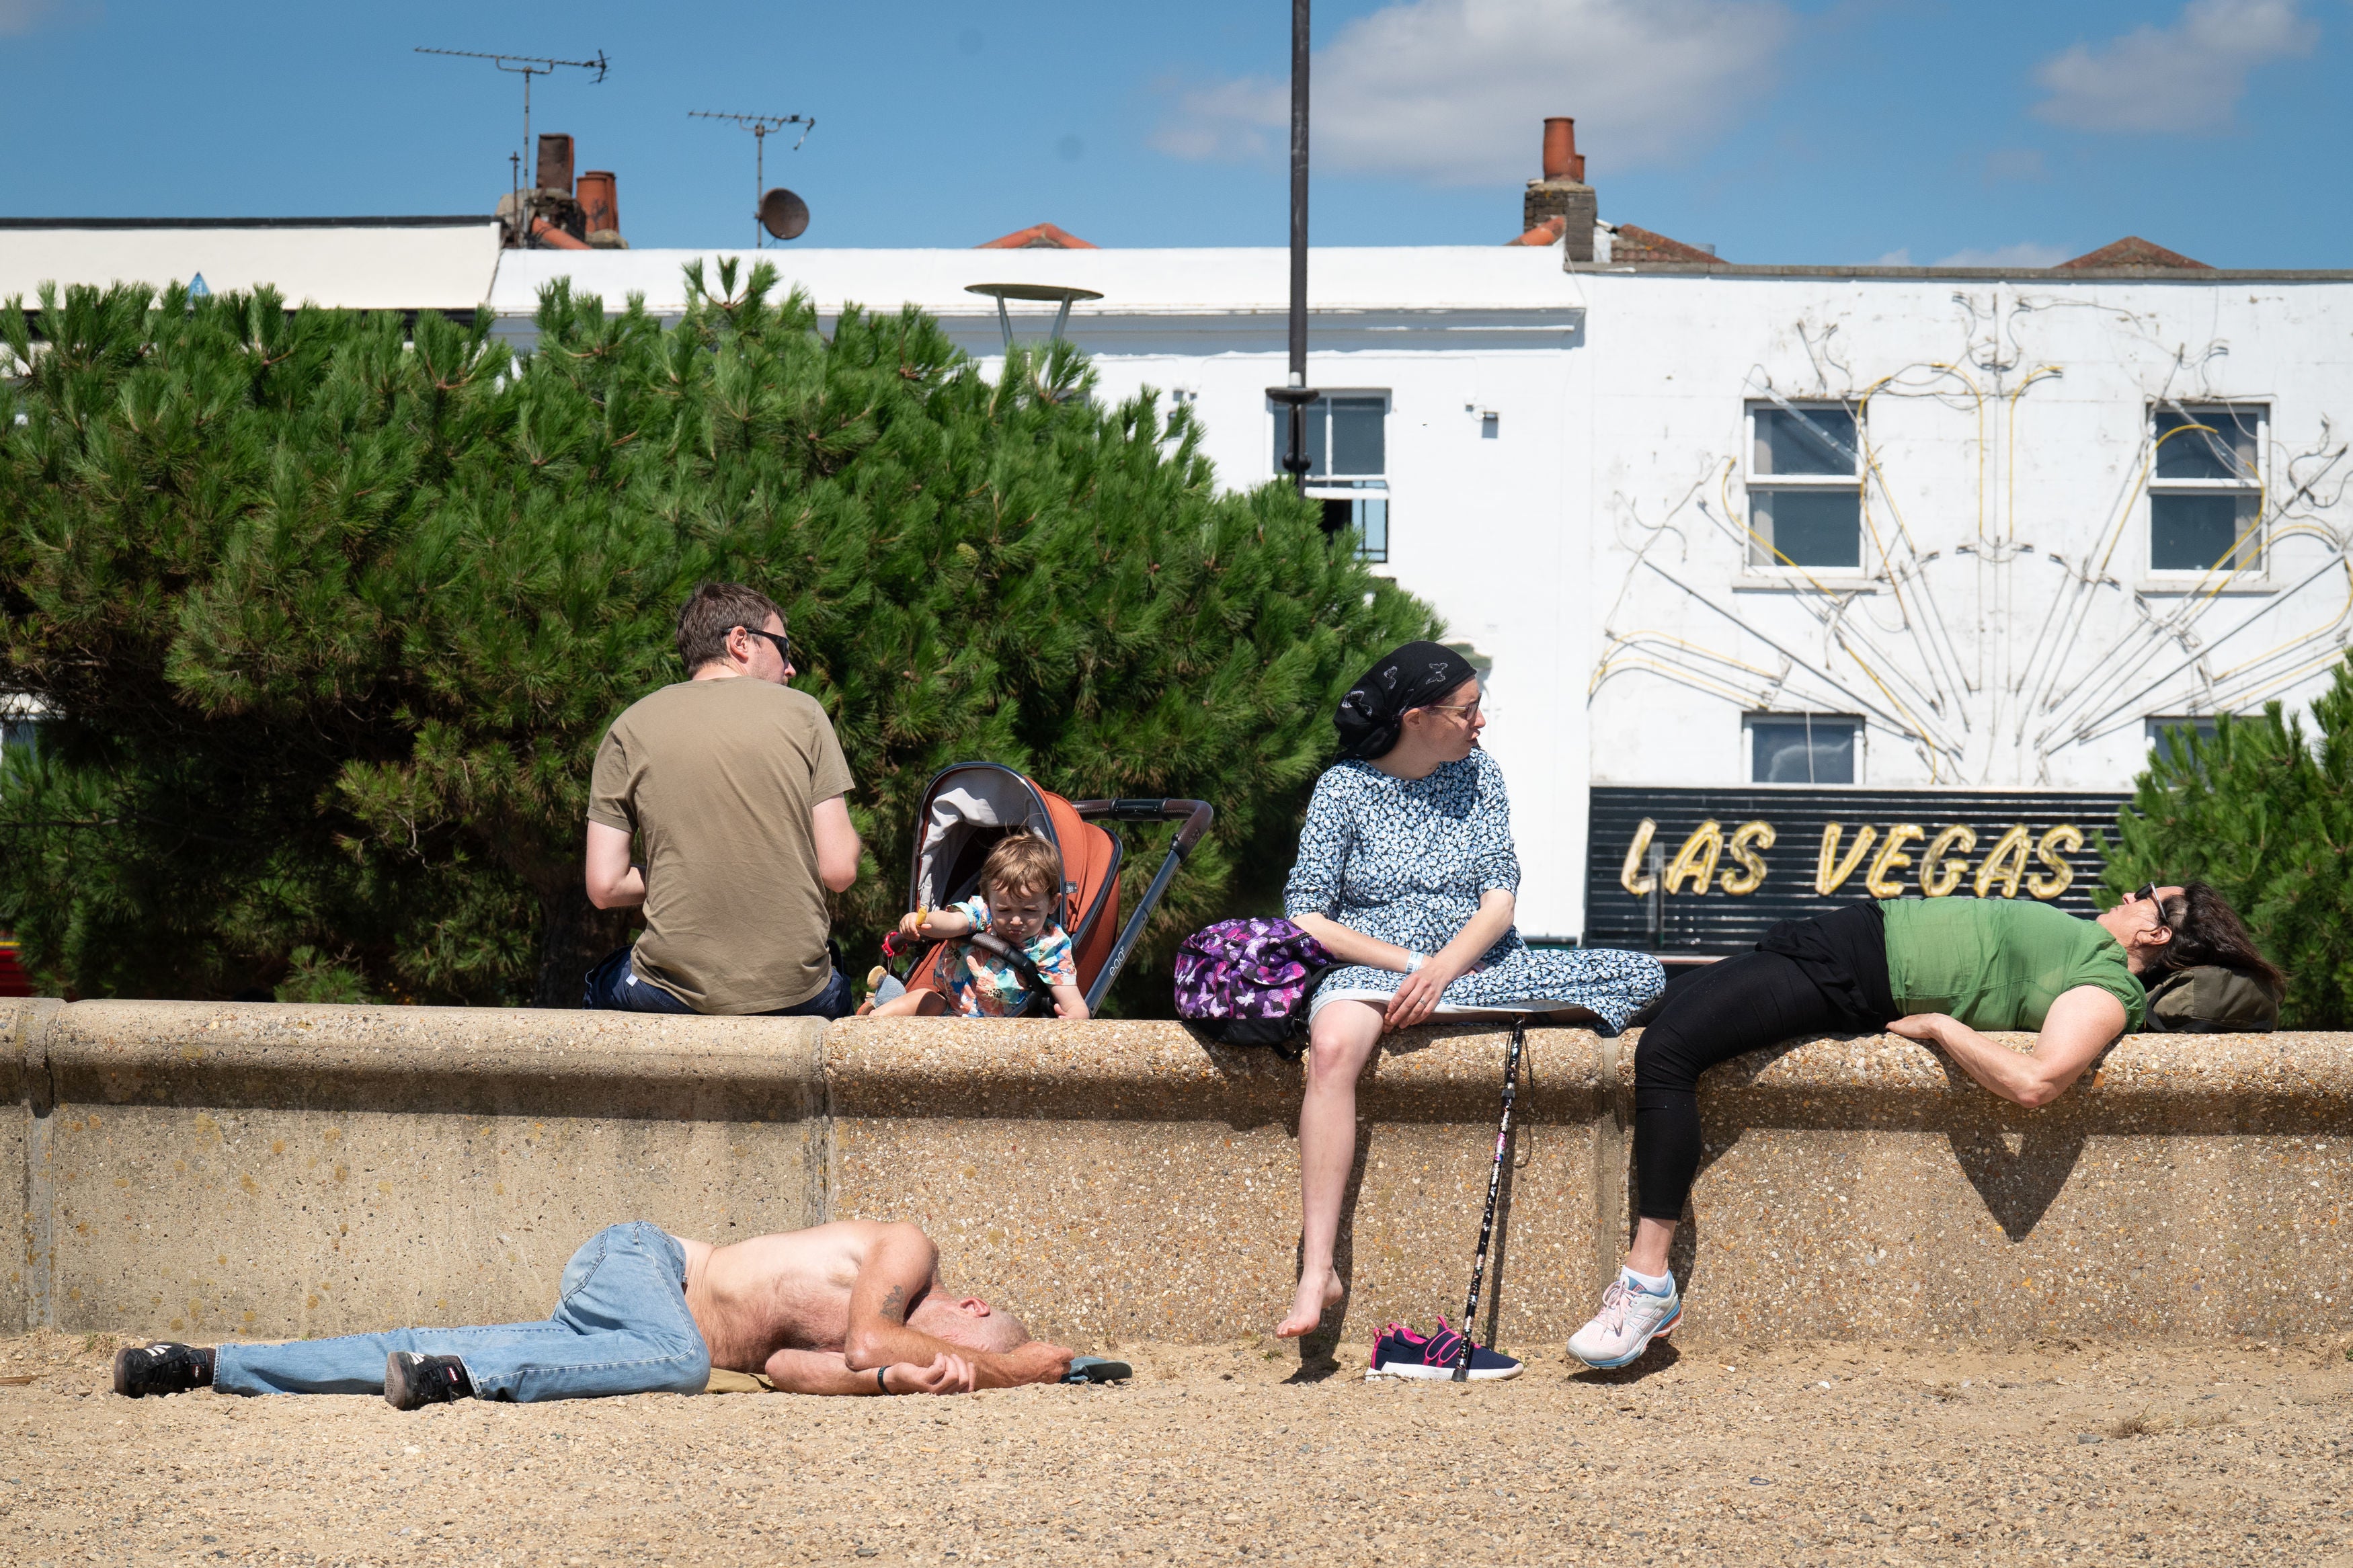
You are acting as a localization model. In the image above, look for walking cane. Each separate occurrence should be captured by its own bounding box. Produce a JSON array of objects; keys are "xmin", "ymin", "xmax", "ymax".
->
[{"xmin": 1453, "ymin": 1017, "xmax": 1525, "ymax": 1381}]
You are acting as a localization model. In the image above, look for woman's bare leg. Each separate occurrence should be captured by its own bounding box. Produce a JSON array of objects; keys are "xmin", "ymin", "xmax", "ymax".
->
[
  {"xmin": 1625, "ymin": 1216, "xmax": 1675, "ymax": 1278},
  {"xmin": 1276, "ymin": 999, "xmax": 1386, "ymax": 1338}
]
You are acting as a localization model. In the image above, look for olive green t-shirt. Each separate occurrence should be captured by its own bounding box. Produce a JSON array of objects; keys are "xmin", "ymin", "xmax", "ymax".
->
[
  {"xmin": 588, "ymin": 677, "xmax": 853, "ymax": 1014},
  {"xmin": 1880, "ymin": 897, "xmax": 2146, "ymax": 1033}
]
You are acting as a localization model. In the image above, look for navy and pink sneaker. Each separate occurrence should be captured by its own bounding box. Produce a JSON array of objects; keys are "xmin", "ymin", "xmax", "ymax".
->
[{"xmin": 1365, "ymin": 1318, "xmax": 1523, "ymax": 1381}]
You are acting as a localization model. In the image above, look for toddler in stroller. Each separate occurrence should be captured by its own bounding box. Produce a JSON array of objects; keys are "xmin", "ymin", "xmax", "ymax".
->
[{"xmin": 869, "ymin": 831, "xmax": 1090, "ymax": 1020}]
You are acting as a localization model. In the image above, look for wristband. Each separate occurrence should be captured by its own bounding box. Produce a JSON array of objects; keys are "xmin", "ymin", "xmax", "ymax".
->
[
  {"xmin": 876, "ymin": 1364, "xmax": 892, "ymax": 1394},
  {"xmin": 1404, "ymin": 952, "xmax": 1426, "ymax": 975}
]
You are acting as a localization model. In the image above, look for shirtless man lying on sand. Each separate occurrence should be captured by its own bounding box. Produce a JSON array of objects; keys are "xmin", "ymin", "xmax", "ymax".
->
[{"xmin": 111, "ymin": 1221, "xmax": 1075, "ymax": 1407}]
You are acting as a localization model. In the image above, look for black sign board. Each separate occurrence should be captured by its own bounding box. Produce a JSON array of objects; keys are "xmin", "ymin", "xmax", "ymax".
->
[{"xmin": 1585, "ymin": 786, "xmax": 2130, "ymax": 954}]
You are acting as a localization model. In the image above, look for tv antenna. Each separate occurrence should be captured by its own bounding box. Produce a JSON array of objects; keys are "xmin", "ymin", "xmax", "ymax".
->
[
  {"xmin": 690, "ymin": 111, "xmax": 815, "ymax": 246},
  {"xmin": 418, "ymin": 47, "xmax": 609, "ymax": 206}
]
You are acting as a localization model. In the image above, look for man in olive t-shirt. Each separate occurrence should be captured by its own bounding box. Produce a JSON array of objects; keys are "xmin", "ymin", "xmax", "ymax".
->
[{"xmin": 582, "ymin": 584, "xmax": 862, "ymax": 1016}]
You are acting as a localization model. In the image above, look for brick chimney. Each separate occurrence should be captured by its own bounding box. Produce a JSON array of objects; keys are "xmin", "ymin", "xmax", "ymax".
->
[{"xmin": 1523, "ymin": 116, "xmax": 1595, "ymax": 263}]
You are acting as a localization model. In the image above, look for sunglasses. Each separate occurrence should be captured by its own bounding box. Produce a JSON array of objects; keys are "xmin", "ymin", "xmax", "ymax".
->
[
  {"xmin": 2134, "ymin": 882, "xmax": 2174, "ymax": 930},
  {"xmin": 1422, "ymin": 696, "xmax": 1483, "ymax": 723},
  {"xmin": 737, "ymin": 626, "xmax": 793, "ymax": 667}
]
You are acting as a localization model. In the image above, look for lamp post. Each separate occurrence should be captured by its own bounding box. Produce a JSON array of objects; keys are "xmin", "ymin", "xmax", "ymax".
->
[{"xmin": 1266, "ymin": 0, "xmax": 1316, "ymax": 498}]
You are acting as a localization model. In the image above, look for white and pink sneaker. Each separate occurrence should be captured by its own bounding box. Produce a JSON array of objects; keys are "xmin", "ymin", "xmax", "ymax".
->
[{"xmin": 1566, "ymin": 1272, "xmax": 1682, "ymax": 1368}]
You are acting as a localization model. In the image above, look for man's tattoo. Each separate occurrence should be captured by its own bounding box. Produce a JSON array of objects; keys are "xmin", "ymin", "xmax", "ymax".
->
[{"xmin": 879, "ymin": 1285, "xmax": 906, "ymax": 1324}]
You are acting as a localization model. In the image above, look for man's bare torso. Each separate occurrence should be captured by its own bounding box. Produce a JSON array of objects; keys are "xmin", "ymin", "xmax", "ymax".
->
[{"xmin": 676, "ymin": 1221, "xmax": 921, "ymax": 1374}]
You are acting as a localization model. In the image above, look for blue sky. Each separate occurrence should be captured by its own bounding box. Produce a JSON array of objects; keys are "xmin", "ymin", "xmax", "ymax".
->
[{"xmin": 1, "ymin": 0, "xmax": 2343, "ymax": 266}]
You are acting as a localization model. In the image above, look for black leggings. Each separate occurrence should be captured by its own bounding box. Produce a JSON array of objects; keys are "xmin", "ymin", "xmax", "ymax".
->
[{"xmin": 1631, "ymin": 950, "xmax": 1858, "ymax": 1223}]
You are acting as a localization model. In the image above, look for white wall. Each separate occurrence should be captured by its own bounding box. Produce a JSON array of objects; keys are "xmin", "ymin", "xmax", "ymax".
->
[
  {"xmin": 1073, "ymin": 329, "xmax": 1591, "ymax": 940},
  {"xmin": 1, "ymin": 221, "xmax": 502, "ymax": 313}
]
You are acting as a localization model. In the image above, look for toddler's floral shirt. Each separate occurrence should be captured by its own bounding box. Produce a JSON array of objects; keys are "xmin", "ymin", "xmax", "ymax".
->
[{"xmin": 927, "ymin": 897, "xmax": 1078, "ymax": 1016}]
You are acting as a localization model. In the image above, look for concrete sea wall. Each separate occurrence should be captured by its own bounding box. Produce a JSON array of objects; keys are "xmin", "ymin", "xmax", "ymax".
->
[{"xmin": 7, "ymin": 997, "xmax": 2349, "ymax": 1352}]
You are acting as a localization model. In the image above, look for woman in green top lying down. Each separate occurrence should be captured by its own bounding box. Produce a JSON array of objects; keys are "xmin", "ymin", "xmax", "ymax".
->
[{"xmin": 1566, "ymin": 883, "xmax": 2282, "ymax": 1369}]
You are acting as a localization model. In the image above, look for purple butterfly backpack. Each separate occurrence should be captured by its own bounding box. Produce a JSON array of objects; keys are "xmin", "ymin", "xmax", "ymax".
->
[{"xmin": 1172, "ymin": 917, "xmax": 1334, "ymax": 1055}]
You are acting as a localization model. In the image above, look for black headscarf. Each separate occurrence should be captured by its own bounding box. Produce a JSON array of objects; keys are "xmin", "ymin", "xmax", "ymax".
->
[{"xmin": 1334, "ymin": 641, "xmax": 1480, "ymax": 761}]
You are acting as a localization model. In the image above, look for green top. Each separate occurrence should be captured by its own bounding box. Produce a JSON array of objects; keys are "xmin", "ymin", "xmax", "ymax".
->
[{"xmin": 1880, "ymin": 897, "xmax": 2146, "ymax": 1033}]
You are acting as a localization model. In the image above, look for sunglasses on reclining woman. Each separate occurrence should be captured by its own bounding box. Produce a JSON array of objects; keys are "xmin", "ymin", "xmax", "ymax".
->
[{"xmin": 2134, "ymin": 882, "xmax": 2174, "ymax": 931}]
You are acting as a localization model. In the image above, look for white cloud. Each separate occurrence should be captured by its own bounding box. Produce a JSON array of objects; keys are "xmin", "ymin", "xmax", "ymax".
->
[
  {"xmin": 1150, "ymin": 77, "xmax": 1289, "ymax": 163},
  {"xmin": 1151, "ymin": 0, "xmax": 1794, "ymax": 186},
  {"xmin": 1933, "ymin": 243, "xmax": 2074, "ymax": 270},
  {"xmin": 2031, "ymin": 0, "xmax": 2317, "ymax": 133}
]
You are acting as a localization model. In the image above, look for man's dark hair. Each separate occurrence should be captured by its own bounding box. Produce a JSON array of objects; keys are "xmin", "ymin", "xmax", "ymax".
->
[{"xmin": 675, "ymin": 583, "xmax": 786, "ymax": 673}]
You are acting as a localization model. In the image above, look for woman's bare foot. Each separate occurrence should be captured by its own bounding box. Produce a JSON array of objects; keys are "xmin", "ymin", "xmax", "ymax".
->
[{"xmin": 1274, "ymin": 1271, "xmax": 1346, "ymax": 1338}]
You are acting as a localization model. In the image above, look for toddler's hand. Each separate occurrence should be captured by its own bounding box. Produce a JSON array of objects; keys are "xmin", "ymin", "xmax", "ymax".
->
[{"xmin": 897, "ymin": 910, "xmax": 927, "ymax": 938}]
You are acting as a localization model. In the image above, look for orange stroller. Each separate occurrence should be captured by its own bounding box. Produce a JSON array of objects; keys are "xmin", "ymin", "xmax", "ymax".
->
[{"xmin": 877, "ymin": 762, "xmax": 1212, "ymax": 1016}]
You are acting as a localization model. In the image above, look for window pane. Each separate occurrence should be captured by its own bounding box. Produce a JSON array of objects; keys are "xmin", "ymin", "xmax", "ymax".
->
[
  {"xmin": 1316, "ymin": 494, "xmax": 1388, "ymax": 560},
  {"xmin": 1749, "ymin": 488, "xmax": 1861, "ymax": 568},
  {"xmin": 1750, "ymin": 716, "xmax": 1858, "ymax": 784},
  {"xmin": 1328, "ymin": 397, "xmax": 1386, "ymax": 477},
  {"xmin": 1271, "ymin": 400, "xmax": 1330, "ymax": 478},
  {"xmin": 1753, "ymin": 407, "xmax": 1856, "ymax": 476},
  {"xmin": 1356, "ymin": 495, "xmax": 1388, "ymax": 561},
  {"xmin": 2151, "ymin": 492, "xmax": 2260, "ymax": 571},
  {"xmin": 2145, "ymin": 716, "xmax": 2217, "ymax": 766},
  {"xmin": 2154, "ymin": 407, "xmax": 2260, "ymax": 482},
  {"xmin": 0, "ymin": 719, "xmax": 34, "ymax": 762}
]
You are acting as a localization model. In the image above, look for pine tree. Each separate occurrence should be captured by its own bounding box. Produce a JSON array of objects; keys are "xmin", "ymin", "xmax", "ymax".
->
[
  {"xmin": 2100, "ymin": 665, "xmax": 2353, "ymax": 1027},
  {"xmin": 1, "ymin": 263, "xmax": 1435, "ymax": 1009}
]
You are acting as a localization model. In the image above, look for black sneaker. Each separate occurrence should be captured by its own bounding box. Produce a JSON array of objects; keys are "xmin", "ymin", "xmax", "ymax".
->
[
  {"xmin": 1365, "ymin": 1318, "xmax": 1522, "ymax": 1381},
  {"xmin": 113, "ymin": 1342, "xmax": 211, "ymax": 1398},
  {"xmin": 384, "ymin": 1352, "xmax": 474, "ymax": 1411}
]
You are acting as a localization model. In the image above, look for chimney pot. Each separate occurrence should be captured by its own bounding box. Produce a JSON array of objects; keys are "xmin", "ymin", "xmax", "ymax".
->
[
  {"xmin": 577, "ymin": 169, "xmax": 621, "ymax": 242},
  {"xmin": 1541, "ymin": 117, "xmax": 1582, "ymax": 183},
  {"xmin": 536, "ymin": 133, "xmax": 576, "ymax": 196}
]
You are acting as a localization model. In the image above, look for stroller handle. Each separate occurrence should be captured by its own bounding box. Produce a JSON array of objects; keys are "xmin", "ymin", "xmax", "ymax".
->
[
  {"xmin": 1071, "ymin": 798, "xmax": 1213, "ymax": 854},
  {"xmin": 1070, "ymin": 798, "xmax": 1215, "ymax": 1013}
]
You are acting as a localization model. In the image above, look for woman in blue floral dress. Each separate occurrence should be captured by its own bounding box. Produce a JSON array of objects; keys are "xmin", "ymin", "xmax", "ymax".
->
[{"xmin": 1275, "ymin": 642, "xmax": 1665, "ymax": 1339}]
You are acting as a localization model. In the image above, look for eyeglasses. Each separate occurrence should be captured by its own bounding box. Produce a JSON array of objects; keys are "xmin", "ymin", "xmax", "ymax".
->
[
  {"xmin": 1422, "ymin": 697, "xmax": 1482, "ymax": 723},
  {"xmin": 2134, "ymin": 882, "xmax": 2174, "ymax": 930},
  {"xmin": 737, "ymin": 626, "xmax": 793, "ymax": 667}
]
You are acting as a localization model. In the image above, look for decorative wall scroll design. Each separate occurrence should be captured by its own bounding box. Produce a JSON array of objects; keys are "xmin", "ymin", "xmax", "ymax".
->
[{"xmin": 1591, "ymin": 297, "xmax": 2353, "ymax": 786}]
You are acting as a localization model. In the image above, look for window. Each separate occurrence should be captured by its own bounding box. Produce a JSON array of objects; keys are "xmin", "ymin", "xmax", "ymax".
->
[
  {"xmin": 1273, "ymin": 393, "xmax": 1389, "ymax": 562},
  {"xmin": 2145, "ymin": 714, "xmax": 2219, "ymax": 766},
  {"xmin": 2150, "ymin": 405, "xmax": 2263, "ymax": 573},
  {"xmin": 0, "ymin": 700, "xmax": 37, "ymax": 764},
  {"xmin": 1746, "ymin": 403, "xmax": 1862, "ymax": 569},
  {"xmin": 1747, "ymin": 712, "xmax": 1861, "ymax": 784}
]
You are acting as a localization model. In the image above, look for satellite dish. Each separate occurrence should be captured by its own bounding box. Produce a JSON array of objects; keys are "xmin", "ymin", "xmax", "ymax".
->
[{"xmin": 759, "ymin": 188, "xmax": 810, "ymax": 242}]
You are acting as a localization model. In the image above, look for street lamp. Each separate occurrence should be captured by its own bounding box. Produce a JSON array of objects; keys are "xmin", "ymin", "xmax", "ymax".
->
[{"xmin": 1265, "ymin": 0, "xmax": 1315, "ymax": 497}]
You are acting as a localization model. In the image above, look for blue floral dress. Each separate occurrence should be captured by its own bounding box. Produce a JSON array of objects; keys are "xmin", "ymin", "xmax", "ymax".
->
[{"xmin": 1283, "ymin": 749, "xmax": 1663, "ymax": 1030}]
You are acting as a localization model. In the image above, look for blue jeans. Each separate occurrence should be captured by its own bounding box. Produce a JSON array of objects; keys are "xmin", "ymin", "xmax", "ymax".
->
[
  {"xmin": 212, "ymin": 1223, "xmax": 711, "ymax": 1403},
  {"xmin": 582, "ymin": 945, "xmax": 853, "ymax": 1020}
]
